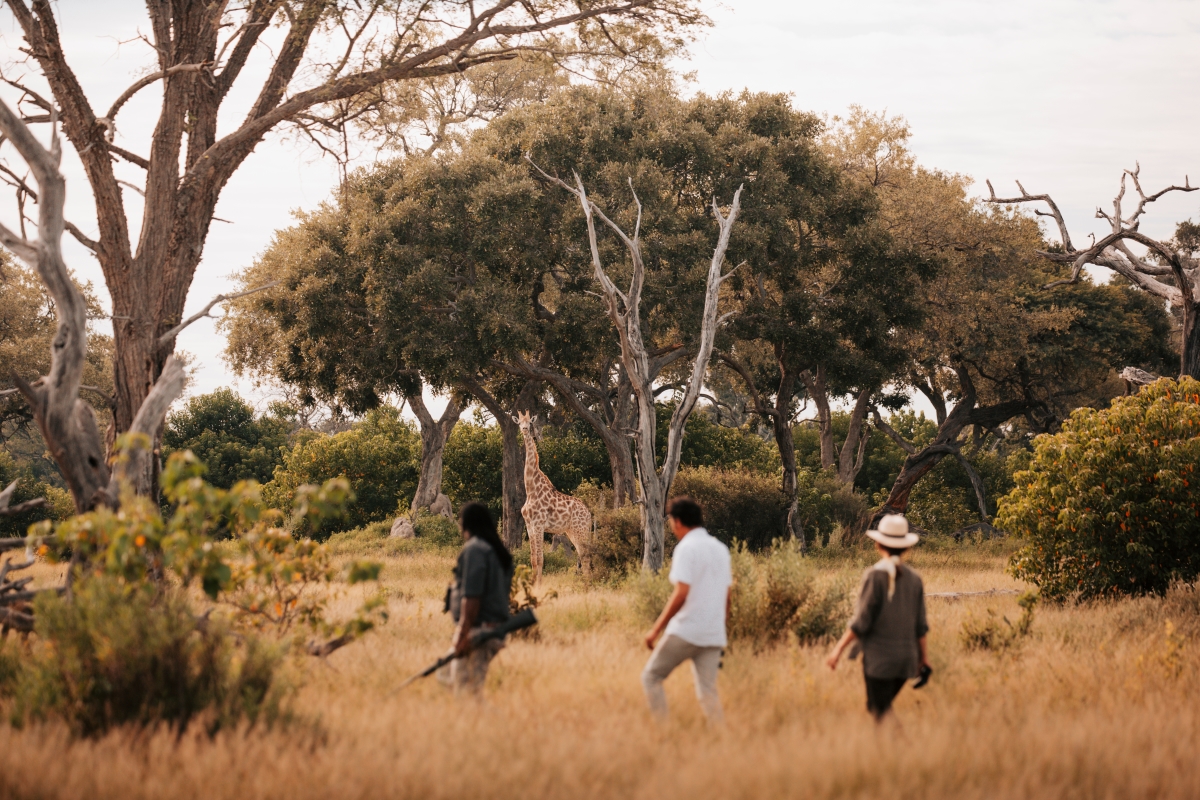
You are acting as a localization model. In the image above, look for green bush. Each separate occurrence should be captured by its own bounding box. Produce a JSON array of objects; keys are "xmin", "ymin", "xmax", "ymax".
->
[
  {"xmin": 576, "ymin": 482, "xmax": 643, "ymax": 579},
  {"xmin": 7, "ymin": 576, "xmax": 289, "ymax": 737},
  {"xmin": 264, "ymin": 407, "xmax": 420, "ymax": 536},
  {"xmin": 413, "ymin": 512, "xmax": 460, "ymax": 547},
  {"xmin": 163, "ymin": 389, "xmax": 291, "ymax": 489},
  {"xmin": 442, "ymin": 422, "xmax": 503, "ymax": 518},
  {"xmin": 728, "ymin": 542, "xmax": 851, "ymax": 647},
  {"xmin": 0, "ymin": 450, "xmax": 71, "ymax": 537},
  {"xmin": 537, "ymin": 427, "xmax": 612, "ymax": 494},
  {"xmin": 670, "ymin": 466, "xmax": 788, "ymax": 550},
  {"xmin": 659, "ymin": 404, "xmax": 782, "ymax": 475},
  {"xmin": 998, "ymin": 378, "xmax": 1200, "ymax": 599}
]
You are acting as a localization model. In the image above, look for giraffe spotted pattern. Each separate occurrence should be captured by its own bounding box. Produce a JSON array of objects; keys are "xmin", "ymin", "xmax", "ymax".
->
[{"xmin": 516, "ymin": 411, "xmax": 593, "ymax": 583}]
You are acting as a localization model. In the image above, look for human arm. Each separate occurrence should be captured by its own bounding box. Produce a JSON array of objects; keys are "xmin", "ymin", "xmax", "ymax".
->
[
  {"xmin": 825, "ymin": 628, "xmax": 857, "ymax": 671},
  {"xmin": 453, "ymin": 597, "xmax": 481, "ymax": 656},
  {"xmin": 644, "ymin": 582, "xmax": 690, "ymax": 650}
]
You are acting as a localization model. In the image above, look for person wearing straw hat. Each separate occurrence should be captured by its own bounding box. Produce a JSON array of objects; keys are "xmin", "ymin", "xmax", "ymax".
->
[{"xmin": 826, "ymin": 514, "xmax": 930, "ymax": 722}]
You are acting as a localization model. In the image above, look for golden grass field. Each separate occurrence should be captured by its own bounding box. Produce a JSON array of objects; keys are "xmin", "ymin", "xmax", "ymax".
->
[{"xmin": 1, "ymin": 538, "xmax": 1198, "ymax": 800}]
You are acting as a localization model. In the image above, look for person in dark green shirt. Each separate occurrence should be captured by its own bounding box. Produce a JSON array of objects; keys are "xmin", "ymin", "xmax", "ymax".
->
[{"xmin": 439, "ymin": 502, "xmax": 514, "ymax": 695}]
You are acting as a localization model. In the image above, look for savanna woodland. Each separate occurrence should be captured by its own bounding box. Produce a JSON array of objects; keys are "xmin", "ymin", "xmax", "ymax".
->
[{"xmin": 0, "ymin": 2, "xmax": 1197, "ymax": 798}]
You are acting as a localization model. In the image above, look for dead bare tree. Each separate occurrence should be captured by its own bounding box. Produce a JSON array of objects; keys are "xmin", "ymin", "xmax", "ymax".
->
[
  {"xmin": 532, "ymin": 160, "xmax": 741, "ymax": 571},
  {"xmin": 0, "ymin": 95, "xmax": 187, "ymax": 510},
  {"xmin": 0, "ymin": 0, "xmax": 703, "ymax": 503},
  {"xmin": 986, "ymin": 166, "xmax": 1199, "ymax": 376}
]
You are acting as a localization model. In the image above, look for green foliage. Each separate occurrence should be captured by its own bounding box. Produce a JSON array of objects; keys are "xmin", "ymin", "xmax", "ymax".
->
[
  {"xmin": 728, "ymin": 542, "xmax": 852, "ymax": 647},
  {"xmin": 163, "ymin": 389, "xmax": 291, "ymax": 489},
  {"xmin": 0, "ymin": 450, "xmax": 71, "ymax": 537},
  {"xmin": 536, "ymin": 427, "xmax": 612, "ymax": 494},
  {"xmin": 658, "ymin": 405, "xmax": 782, "ymax": 475},
  {"xmin": 1000, "ymin": 378, "xmax": 1200, "ymax": 599},
  {"xmin": 32, "ymin": 450, "xmax": 385, "ymax": 648},
  {"xmin": 264, "ymin": 407, "xmax": 420, "ymax": 536},
  {"xmin": 576, "ymin": 482, "xmax": 644, "ymax": 579},
  {"xmin": 7, "ymin": 576, "xmax": 289, "ymax": 738},
  {"xmin": 631, "ymin": 568, "xmax": 674, "ymax": 625},
  {"xmin": 442, "ymin": 422, "xmax": 503, "ymax": 519},
  {"xmin": 960, "ymin": 590, "xmax": 1038, "ymax": 652},
  {"xmin": 670, "ymin": 466, "xmax": 789, "ymax": 550},
  {"xmin": 413, "ymin": 512, "xmax": 460, "ymax": 547}
]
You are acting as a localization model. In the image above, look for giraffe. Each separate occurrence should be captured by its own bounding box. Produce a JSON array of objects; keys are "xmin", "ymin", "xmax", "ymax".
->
[{"xmin": 516, "ymin": 411, "xmax": 593, "ymax": 583}]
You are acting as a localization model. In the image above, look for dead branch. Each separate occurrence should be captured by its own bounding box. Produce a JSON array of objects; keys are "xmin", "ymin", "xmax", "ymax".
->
[
  {"xmin": 107, "ymin": 355, "xmax": 186, "ymax": 497},
  {"xmin": 102, "ymin": 62, "xmax": 211, "ymax": 132},
  {"xmin": 530, "ymin": 154, "xmax": 742, "ymax": 571},
  {"xmin": 158, "ymin": 281, "xmax": 279, "ymax": 350},
  {"xmin": 0, "ymin": 479, "xmax": 47, "ymax": 516},
  {"xmin": 0, "ymin": 95, "xmax": 111, "ymax": 511}
]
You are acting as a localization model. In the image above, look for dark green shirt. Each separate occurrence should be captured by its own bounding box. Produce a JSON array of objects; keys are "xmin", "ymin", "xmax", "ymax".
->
[
  {"xmin": 450, "ymin": 537, "xmax": 512, "ymax": 626},
  {"xmin": 849, "ymin": 563, "xmax": 929, "ymax": 679}
]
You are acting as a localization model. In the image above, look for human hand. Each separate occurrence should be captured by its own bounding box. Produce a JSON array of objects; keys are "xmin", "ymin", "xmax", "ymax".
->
[
  {"xmin": 825, "ymin": 650, "xmax": 840, "ymax": 671},
  {"xmin": 453, "ymin": 636, "xmax": 473, "ymax": 657},
  {"xmin": 644, "ymin": 629, "xmax": 659, "ymax": 651}
]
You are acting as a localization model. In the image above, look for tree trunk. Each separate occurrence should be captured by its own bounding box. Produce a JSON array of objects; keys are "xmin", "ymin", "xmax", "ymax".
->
[
  {"xmin": 458, "ymin": 374, "xmax": 538, "ymax": 550},
  {"xmin": 837, "ymin": 388, "xmax": 873, "ymax": 484},
  {"xmin": 803, "ymin": 367, "xmax": 836, "ymax": 471},
  {"xmin": 1180, "ymin": 291, "xmax": 1200, "ymax": 379},
  {"xmin": 409, "ymin": 392, "xmax": 462, "ymax": 512}
]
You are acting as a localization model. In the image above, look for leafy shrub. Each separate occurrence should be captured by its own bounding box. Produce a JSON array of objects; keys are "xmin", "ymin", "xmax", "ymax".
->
[
  {"xmin": 960, "ymin": 591, "xmax": 1038, "ymax": 652},
  {"xmin": 670, "ymin": 466, "xmax": 788, "ymax": 550},
  {"xmin": 576, "ymin": 482, "xmax": 642, "ymax": 579},
  {"xmin": 163, "ymin": 389, "xmax": 291, "ymax": 489},
  {"xmin": 8, "ymin": 576, "xmax": 289, "ymax": 737},
  {"xmin": 727, "ymin": 542, "xmax": 853, "ymax": 647},
  {"xmin": 413, "ymin": 512, "xmax": 460, "ymax": 547},
  {"xmin": 34, "ymin": 450, "xmax": 385, "ymax": 649},
  {"xmin": 264, "ymin": 407, "xmax": 420, "ymax": 536},
  {"xmin": 631, "ymin": 568, "xmax": 674, "ymax": 625},
  {"xmin": 537, "ymin": 427, "xmax": 611, "ymax": 494},
  {"xmin": 0, "ymin": 450, "xmax": 71, "ymax": 537},
  {"xmin": 998, "ymin": 378, "xmax": 1200, "ymax": 599},
  {"xmin": 442, "ymin": 422, "xmax": 503, "ymax": 518},
  {"xmin": 660, "ymin": 406, "xmax": 782, "ymax": 475}
]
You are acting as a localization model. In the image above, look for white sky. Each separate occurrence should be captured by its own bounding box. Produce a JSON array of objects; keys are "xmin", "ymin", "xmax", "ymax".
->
[{"xmin": 6, "ymin": 0, "xmax": 1200, "ymax": 415}]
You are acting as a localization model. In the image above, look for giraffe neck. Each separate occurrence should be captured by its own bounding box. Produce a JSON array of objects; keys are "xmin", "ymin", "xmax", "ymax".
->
[{"xmin": 523, "ymin": 433, "xmax": 543, "ymax": 487}]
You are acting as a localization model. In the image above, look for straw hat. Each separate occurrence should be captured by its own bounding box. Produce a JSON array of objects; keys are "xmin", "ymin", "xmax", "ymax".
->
[{"xmin": 866, "ymin": 514, "xmax": 919, "ymax": 549}]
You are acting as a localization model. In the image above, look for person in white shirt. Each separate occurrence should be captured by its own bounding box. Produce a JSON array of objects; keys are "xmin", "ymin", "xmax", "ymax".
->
[{"xmin": 641, "ymin": 497, "xmax": 732, "ymax": 723}]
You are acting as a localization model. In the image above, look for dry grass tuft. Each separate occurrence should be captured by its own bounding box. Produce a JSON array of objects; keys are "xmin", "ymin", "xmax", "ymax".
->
[{"xmin": 0, "ymin": 545, "xmax": 1198, "ymax": 799}]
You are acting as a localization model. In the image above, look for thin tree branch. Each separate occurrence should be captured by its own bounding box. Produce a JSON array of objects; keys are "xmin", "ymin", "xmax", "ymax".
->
[{"xmin": 158, "ymin": 281, "xmax": 279, "ymax": 349}]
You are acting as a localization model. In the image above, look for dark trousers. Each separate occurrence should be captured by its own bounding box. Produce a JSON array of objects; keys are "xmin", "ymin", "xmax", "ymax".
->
[{"xmin": 864, "ymin": 672, "xmax": 907, "ymax": 719}]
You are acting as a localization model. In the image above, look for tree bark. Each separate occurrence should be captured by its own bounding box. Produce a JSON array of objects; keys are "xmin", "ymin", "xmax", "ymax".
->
[
  {"xmin": 409, "ymin": 390, "xmax": 462, "ymax": 512},
  {"xmin": 872, "ymin": 368, "xmax": 1031, "ymax": 528}
]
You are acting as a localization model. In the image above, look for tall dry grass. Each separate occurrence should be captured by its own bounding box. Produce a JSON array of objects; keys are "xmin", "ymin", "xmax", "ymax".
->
[{"xmin": 1, "ymin": 544, "xmax": 1198, "ymax": 799}]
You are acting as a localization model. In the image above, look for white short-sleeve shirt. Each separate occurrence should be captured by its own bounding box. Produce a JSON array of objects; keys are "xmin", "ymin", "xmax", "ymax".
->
[{"xmin": 664, "ymin": 527, "xmax": 732, "ymax": 647}]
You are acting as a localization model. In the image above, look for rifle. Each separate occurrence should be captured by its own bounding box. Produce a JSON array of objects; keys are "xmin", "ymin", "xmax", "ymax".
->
[{"xmin": 393, "ymin": 608, "xmax": 538, "ymax": 693}]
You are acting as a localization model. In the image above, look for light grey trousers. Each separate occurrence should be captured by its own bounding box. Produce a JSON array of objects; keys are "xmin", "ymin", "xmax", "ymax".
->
[{"xmin": 641, "ymin": 634, "xmax": 724, "ymax": 723}]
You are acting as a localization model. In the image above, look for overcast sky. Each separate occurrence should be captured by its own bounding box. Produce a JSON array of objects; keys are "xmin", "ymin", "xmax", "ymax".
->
[{"xmin": 7, "ymin": 0, "xmax": 1200, "ymax": 412}]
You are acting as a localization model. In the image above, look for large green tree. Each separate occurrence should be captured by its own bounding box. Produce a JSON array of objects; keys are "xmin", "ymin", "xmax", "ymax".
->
[
  {"xmin": 161, "ymin": 389, "xmax": 290, "ymax": 490},
  {"xmin": 226, "ymin": 88, "xmax": 869, "ymax": 564}
]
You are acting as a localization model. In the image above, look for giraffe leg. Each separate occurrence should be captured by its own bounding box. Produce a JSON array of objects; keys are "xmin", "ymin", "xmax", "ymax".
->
[{"xmin": 528, "ymin": 524, "xmax": 544, "ymax": 583}]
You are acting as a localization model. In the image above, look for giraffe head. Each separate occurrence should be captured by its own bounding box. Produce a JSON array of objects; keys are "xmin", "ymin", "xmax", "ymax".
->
[{"xmin": 515, "ymin": 410, "xmax": 539, "ymax": 441}]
